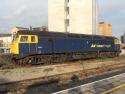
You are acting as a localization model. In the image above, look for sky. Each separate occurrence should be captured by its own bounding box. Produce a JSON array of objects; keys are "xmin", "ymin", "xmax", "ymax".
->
[
  {"xmin": 98, "ymin": 0, "xmax": 125, "ymax": 38},
  {"xmin": 0, "ymin": 0, "xmax": 125, "ymax": 38}
]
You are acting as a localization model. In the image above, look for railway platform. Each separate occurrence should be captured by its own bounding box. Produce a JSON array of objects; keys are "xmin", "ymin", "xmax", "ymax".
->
[{"xmin": 53, "ymin": 73, "xmax": 125, "ymax": 94}]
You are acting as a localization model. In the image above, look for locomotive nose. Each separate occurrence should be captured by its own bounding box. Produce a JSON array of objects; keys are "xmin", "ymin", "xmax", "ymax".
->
[{"xmin": 10, "ymin": 42, "xmax": 19, "ymax": 55}]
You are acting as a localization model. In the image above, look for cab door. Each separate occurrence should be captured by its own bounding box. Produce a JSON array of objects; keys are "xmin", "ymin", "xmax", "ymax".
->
[
  {"xmin": 29, "ymin": 35, "xmax": 38, "ymax": 54},
  {"xmin": 19, "ymin": 35, "xmax": 30, "ymax": 56},
  {"xmin": 114, "ymin": 39, "xmax": 120, "ymax": 51}
]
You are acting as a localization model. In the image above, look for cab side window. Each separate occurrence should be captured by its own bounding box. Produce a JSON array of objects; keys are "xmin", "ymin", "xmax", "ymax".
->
[
  {"xmin": 20, "ymin": 36, "xmax": 28, "ymax": 43},
  {"xmin": 31, "ymin": 36, "xmax": 35, "ymax": 42}
]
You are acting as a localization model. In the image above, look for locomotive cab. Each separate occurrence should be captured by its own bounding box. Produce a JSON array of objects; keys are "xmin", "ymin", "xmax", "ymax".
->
[
  {"xmin": 114, "ymin": 38, "xmax": 121, "ymax": 53},
  {"xmin": 11, "ymin": 33, "xmax": 38, "ymax": 56}
]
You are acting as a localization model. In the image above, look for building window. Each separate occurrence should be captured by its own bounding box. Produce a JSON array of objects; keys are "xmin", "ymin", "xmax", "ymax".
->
[
  {"xmin": 66, "ymin": 7, "xmax": 69, "ymax": 14},
  {"xmin": 65, "ymin": 19, "xmax": 70, "ymax": 27},
  {"xmin": 67, "ymin": 0, "xmax": 69, "ymax": 3}
]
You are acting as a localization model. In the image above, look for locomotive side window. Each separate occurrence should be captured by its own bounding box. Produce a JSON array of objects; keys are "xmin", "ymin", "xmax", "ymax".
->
[
  {"xmin": 20, "ymin": 36, "xmax": 28, "ymax": 43},
  {"xmin": 31, "ymin": 36, "xmax": 35, "ymax": 42},
  {"xmin": 13, "ymin": 35, "xmax": 19, "ymax": 42},
  {"xmin": 30, "ymin": 35, "xmax": 38, "ymax": 43}
]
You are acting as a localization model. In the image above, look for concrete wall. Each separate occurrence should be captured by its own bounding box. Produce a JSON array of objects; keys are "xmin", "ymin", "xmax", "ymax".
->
[
  {"xmin": 48, "ymin": 0, "xmax": 66, "ymax": 32},
  {"xmin": 48, "ymin": 0, "xmax": 95, "ymax": 34},
  {"xmin": 69, "ymin": 0, "xmax": 93, "ymax": 34}
]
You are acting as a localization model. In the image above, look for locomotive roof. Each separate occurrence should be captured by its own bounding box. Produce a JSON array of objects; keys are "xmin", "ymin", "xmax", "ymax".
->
[{"xmin": 17, "ymin": 30, "xmax": 115, "ymax": 39}]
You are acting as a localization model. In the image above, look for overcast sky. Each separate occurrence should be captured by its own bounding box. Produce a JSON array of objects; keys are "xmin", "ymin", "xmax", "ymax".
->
[{"xmin": 0, "ymin": 0, "xmax": 125, "ymax": 38}]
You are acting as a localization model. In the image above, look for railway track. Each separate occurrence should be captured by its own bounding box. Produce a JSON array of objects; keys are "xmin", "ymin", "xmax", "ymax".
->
[{"xmin": 0, "ymin": 62, "xmax": 125, "ymax": 94}]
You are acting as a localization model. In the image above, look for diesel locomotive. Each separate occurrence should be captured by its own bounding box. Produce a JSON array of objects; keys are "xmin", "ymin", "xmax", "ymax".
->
[{"xmin": 10, "ymin": 30, "xmax": 121, "ymax": 64}]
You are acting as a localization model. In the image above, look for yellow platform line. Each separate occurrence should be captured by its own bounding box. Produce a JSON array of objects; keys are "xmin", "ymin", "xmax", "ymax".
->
[{"xmin": 100, "ymin": 83, "xmax": 125, "ymax": 94}]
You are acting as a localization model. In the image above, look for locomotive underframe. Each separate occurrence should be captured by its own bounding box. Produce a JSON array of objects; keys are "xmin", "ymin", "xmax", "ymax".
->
[{"xmin": 14, "ymin": 51, "xmax": 120, "ymax": 65}]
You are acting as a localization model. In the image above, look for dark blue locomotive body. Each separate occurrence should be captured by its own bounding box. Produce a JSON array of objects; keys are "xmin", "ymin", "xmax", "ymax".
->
[{"xmin": 37, "ymin": 37, "xmax": 117, "ymax": 53}]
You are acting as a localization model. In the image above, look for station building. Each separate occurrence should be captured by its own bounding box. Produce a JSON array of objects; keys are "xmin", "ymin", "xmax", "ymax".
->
[
  {"xmin": 98, "ymin": 22, "xmax": 112, "ymax": 36},
  {"xmin": 0, "ymin": 34, "xmax": 12, "ymax": 54},
  {"xmin": 11, "ymin": 27, "xmax": 29, "ymax": 36},
  {"xmin": 120, "ymin": 33, "xmax": 125, "ymax": 55},
  {"xmin": 48, "ymin": 0, "xmax": 97, "ymax": 34}
]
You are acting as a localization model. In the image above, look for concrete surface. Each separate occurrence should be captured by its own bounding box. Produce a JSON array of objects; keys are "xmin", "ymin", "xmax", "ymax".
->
[{"xmin": 54, "ymin": 73, "xmax": 125, "ymax": 94}]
